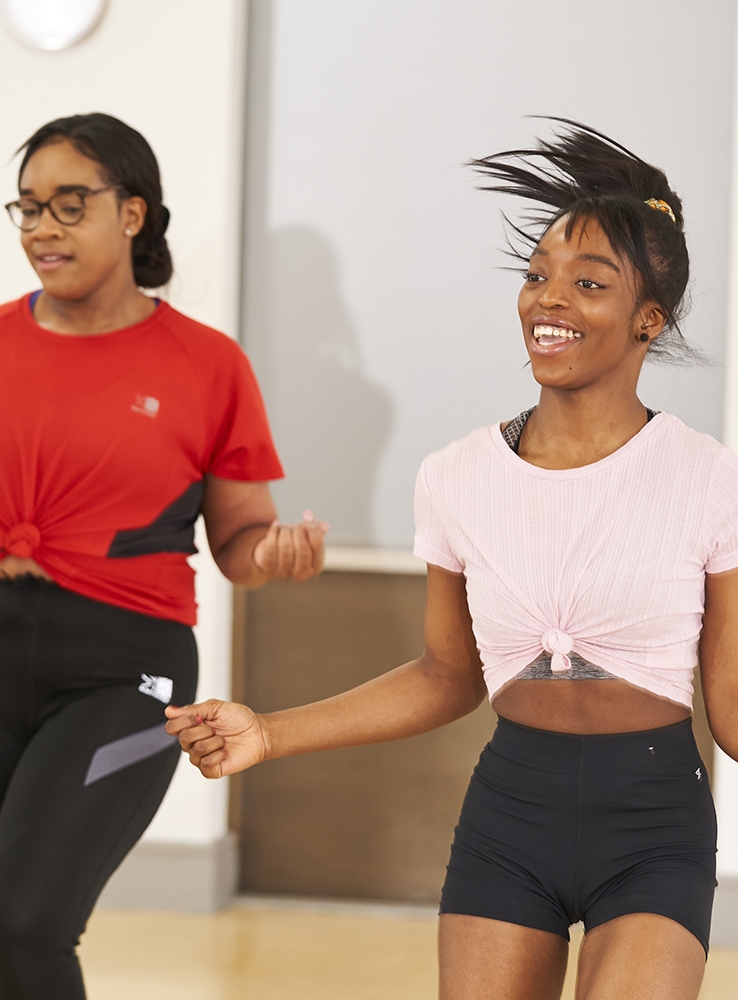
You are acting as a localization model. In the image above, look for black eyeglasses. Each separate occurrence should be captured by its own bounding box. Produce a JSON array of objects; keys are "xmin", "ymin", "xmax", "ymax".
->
[{"xmin": 4, "ymin": 186, "xmax": 120, "ymax": 232}]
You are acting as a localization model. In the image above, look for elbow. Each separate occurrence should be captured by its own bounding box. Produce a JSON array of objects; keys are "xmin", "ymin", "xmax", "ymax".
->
[
  {"xmin": 704, "ymin": 703, "xmax": 738, "ymax": 763},
  {"xmin": 453, "ymin": 683, "xmax": 487, "ymax": 724},
  {"xmin": 468, "ymin": 684, "xmax": 488, "ymax": 717},
  {"xmin": 418, "ymin": 654, "xmax": 487, "ymax": 720},
  {"xmin": 210, "ymin": 548, "xmax": 236, "ymax": 582},
  {"xmin": 710, "ymin": 724, "xmax": 738, "ymax": 764}
]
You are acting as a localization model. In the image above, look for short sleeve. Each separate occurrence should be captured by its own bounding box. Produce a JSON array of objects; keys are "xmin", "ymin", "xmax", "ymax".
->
[
  {"xmin": 205, "ymin": 341, "xmax": 284, "ymax": 481},
  {"xmin": 413, "ymin": 456, "xmax": 464, "ymax": 573},
  {"xmin": 704, "ymin": 447, "xmax": 738, "ymax": 574}
]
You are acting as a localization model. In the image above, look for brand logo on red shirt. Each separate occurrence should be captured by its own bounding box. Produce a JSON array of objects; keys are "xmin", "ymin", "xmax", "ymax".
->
[{"xmin": 131, "ymin": 394, "xmax": 160, "ymax": 418}]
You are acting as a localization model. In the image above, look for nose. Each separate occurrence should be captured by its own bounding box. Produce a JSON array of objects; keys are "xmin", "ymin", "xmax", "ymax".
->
[
  {"xmin": 28, "ymin": 205, "xmax": 63, "ymax": 239},
  {"xmin": 536, "ymin": 276, "xmax": 569, "ymax": 310}
]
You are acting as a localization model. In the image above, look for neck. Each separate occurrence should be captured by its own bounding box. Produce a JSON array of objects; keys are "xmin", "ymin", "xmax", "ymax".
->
[
  {"xmin": 521, "ymin": 386, "xmax": 650, "ymax": 470},
  {"xmin": 32, "ymin": 280, "xmax": 156, "ymax": 336}
]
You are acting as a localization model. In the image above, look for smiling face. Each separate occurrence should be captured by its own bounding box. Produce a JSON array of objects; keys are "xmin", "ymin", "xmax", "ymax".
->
[
  {"xmin": 17, "ymin": 138, "xmax": 145, "ymax": 303},
  {"xmin": 517, "ymin": 214, "xmax": 665, "ymax": 394}
]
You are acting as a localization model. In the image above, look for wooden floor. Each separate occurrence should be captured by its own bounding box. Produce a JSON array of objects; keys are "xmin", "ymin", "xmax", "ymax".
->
[{"xmin": 81, "ymin": 898, "xmax": 738, "ymax": 999}]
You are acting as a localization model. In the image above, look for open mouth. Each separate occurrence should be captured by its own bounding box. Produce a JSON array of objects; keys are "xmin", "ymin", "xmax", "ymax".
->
[
  {"xmin": 35, "ymin": 253, "xmax": 72, "ymax": 272},
  {"xmin": 532, "ymin": 324, "xmax": 583, "ymax": 344}
]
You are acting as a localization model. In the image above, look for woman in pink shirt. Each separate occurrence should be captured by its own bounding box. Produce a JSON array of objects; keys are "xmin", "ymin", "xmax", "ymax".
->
[{"xmin": 167, "ymin": 121, "xmax": 738, "ymax": 999}]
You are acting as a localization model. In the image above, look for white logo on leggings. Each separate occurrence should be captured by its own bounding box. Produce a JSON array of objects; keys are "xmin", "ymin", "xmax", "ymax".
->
[
  {"xmin": 138, "ymin": 674, "xmax": 174, "ymax": 704},
  {"xmin": 695, "ymin": 767, "xmax": 702, "ymax": 781}
]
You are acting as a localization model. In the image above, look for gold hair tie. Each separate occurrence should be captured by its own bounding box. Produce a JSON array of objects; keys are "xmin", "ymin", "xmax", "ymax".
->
[{"xmin": 644, "ymin": 198, "xmax": 676, "ymax": 225}]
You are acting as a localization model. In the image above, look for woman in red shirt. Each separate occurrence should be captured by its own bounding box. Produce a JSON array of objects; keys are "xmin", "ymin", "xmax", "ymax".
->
[{"xmin": 0, "ymin": 112, "xmax": 326, "ymax": 1000}]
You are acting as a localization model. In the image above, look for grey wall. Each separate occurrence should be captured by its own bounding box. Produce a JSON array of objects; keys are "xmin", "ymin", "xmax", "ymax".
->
[{"xmin": 243, "ymin": 0, "xmax": 736, "ymax": 548}]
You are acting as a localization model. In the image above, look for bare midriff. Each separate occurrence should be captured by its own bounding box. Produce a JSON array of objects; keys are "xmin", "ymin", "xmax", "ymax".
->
[
  {"xmin": 0, "ymin": 555, "xmax": 53, "ymax": 581},
  {"xmin": 492, "ymin": 678, "xmax": 690, "ymax": 735}
]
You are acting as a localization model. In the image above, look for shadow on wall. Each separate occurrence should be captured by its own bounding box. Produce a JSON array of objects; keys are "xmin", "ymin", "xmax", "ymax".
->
[{"xmin": 265, "ymin": 226, "xmax": 393, "ymax": 545}]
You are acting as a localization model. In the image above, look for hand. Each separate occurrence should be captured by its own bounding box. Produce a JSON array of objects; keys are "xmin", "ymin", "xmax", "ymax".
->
[
  {"xmin": 164, "ymin": 699, "xmax": 268, "ymax": 778},
  {"xmin": 0, "ymin": 555, "xmax": 53, "ymax": 581},
  {"xmin": 253, "ymin": 509, "xmax": 329, "ymax": 582}
]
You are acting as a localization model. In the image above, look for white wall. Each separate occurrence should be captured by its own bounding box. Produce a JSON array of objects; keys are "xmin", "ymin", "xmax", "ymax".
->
[
  {"xmin": 0, "ymin": 0, "xmax": 249, "ymax": 846},
  {"xmin": 714, "ymin": 2, "xmax": 738, "ymax": 881},
  {"xmin": 246, "ymin": 0, "xmax": 735, "ymax": 549}
]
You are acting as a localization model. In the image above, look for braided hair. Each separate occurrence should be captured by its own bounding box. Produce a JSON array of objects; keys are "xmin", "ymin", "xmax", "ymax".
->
[
  {"xmin": 17, "ymin": 112, "xmax": 173, "ymax": 289},
  {"xmin": 471, "ymin": 119, "xmax": 695, "ymax": 363}
]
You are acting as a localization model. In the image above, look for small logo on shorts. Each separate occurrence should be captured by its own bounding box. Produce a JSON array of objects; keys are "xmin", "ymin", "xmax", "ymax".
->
[
  {"xmin": 138, "ymin": 674, "xmax": 174, "ymax": 704},
  {"xmin": 695, "ymin": 767, "xmax": 703, "ymax": 782}
]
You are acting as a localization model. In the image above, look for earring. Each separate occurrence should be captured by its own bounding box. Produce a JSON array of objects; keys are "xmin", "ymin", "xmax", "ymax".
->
[
  {"xmin": 639, "ymin": 332, "xmax": 650, "ymax": 343},
  {"xmin": 125, "ymin": 228, "xmax": 133, "ymax": 236}
]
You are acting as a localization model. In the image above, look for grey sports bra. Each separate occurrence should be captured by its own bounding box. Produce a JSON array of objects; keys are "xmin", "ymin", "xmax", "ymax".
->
[
  {"xmin": 503, "ymin": 406, "xmax": 657, "ymax": 454},
  {"xmin": 502, "ymin": 406, "xmax": 657, "ymax": 681}
]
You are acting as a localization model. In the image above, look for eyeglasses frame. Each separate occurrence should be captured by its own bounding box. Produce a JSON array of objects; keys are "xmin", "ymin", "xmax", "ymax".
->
[{"xmin": 3, "ymin": 185, "xmax": 126, "ymax": 232}]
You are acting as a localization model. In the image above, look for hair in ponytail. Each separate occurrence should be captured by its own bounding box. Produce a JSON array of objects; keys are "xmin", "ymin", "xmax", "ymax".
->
[
  {"xmin": 471, "ymin": 118, "xmax": 697, "ymax": 364},
  {"xmin": 17, "ymin": 112, "xmax": 173, "ymax": 289}
]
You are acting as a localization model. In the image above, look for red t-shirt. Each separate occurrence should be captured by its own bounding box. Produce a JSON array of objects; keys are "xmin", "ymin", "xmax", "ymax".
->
[{"xmin": 0, "ymin": 294, "xmax": 284, "ymax": 624}]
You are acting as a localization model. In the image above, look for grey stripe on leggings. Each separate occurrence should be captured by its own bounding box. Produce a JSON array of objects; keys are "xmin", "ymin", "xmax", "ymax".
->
[{"xmin": 84, "ymin": 723, "xmax": 176, "ymax": 787}]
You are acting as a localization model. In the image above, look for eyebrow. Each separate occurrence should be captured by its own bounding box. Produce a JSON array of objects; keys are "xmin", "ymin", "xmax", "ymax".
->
[
  {"xmin": 530, "ymin": 247, "xmax": 621, "ymax": 275},
  {"xmin": 18, "ymin": 183, "xmax": 92, "ymax": 196}
]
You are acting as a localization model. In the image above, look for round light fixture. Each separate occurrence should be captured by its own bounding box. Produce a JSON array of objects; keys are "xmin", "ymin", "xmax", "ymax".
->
[{"xmin": 3, "ymin": 0, "xmax": 108, "ymax": 52}]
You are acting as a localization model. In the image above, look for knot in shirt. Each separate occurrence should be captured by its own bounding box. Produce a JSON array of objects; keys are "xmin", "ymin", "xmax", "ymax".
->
[
  {"xmin": 542, "ymin": 629, "xmax": 573, "ymax": 673},
  {"xmin": 2, "ymin": 523, "xmax": 41, "ymax": 559}
]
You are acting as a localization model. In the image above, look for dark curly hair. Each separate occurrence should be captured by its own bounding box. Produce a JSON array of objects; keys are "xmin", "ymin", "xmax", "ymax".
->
[
  {"xmin": 471, "ymin": 118, "xmax": 697, "ymax": 364},
  {"xmin": 17, "ymin": 112, "xmax": 172, "ymax": 290}
]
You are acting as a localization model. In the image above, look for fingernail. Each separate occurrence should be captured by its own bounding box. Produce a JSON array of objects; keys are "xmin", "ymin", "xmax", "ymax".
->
[
  {"xmin": 303, "ymin": 509, "xmax": 314, "ymax": 521},
  {"xmin": 271, "ymin": 519, "xmax": 281, "ymax": 527},
  {"xmin": 196, "ymin": 715, "xmax": 203, "ymax": 724}
]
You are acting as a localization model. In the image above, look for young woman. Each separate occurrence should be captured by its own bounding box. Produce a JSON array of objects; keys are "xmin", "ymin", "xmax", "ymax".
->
[
  {"xmin": 166, "ymin": 121, "xmax": 738, "ymax": 1000},
  {"xmin": 0, "ymin": 112, "xmax": 326, "ymax": 1000}
]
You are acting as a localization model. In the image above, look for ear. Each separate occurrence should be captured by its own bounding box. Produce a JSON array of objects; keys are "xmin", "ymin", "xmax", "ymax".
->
[
  {"xmin": 636, "ymin": 302, "xmax": 667, "ymax": 343},
  {"xmin": 120, "ymin": 196, "xmax": 147, "ymax": 239}
]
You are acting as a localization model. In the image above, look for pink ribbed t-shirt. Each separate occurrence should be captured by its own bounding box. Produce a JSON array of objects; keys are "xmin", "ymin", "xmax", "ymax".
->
[{"xmin": 413, "ymin": 413, "xmax": 738, "ymax": 709}]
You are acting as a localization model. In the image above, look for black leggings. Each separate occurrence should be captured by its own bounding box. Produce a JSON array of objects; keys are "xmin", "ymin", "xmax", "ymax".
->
[{"xmin": 0, "ymin": 577, "xmax": 198, "ymax": 1000}]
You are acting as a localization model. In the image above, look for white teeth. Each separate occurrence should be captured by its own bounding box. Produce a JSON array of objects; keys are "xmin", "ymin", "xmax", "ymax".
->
[{"xmin": 533, "ymin": 324, "xmax": 583, "ymax": 341}]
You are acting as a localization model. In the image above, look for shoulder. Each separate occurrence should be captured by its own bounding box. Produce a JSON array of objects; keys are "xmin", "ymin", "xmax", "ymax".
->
[
  {"xmin": 150, "ymin": 305, "xmax": 256, "ymax": 399},
  {"xmin": 0, "ymin": 295, "xmax": 28, "ymax": 326},
  {"xmin": 154, "ymin": 303, "xmax": 246, "ymax": 360},
  {"xmin": 652, "ymin": 413, "xmax": 731, "ymax": 467},
  {"xmin": 421, "ymin": 425, "xmax": 496, "ymax": 471},
  {"xmin": 418, "ymin": 425, "xmax": 499, "ymax": 498},
  {"xmin": 647, "ymin": 415, "xmax": 738, "ymax": 509}
]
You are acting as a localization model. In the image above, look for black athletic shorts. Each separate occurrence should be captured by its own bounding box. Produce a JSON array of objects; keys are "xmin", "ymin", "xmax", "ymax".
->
[{"xmin": 440, "ymin": 716, "xmax": 717, "ymax": 954}]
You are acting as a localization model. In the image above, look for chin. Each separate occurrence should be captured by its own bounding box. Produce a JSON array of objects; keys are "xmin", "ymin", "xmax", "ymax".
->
[
  {"xmin": 36, "ymin": 278, "xmax": 90, "ymax": 302},
  {"xmin": 530, "ymin": 364, "xmax": 577, "ymax": 388}
]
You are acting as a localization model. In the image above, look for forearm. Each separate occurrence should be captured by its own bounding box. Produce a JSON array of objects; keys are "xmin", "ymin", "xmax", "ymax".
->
[
  {"xmin": 261, "ymin": 656, "xmax": 487, "ymax": 761},
  {"xmin": 165, "ymin": 562, "xmax": 486, "ymax": 779},
  {"xmin": 212, "ymin": 523, "xmax": 272, "ymax": 587}
]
